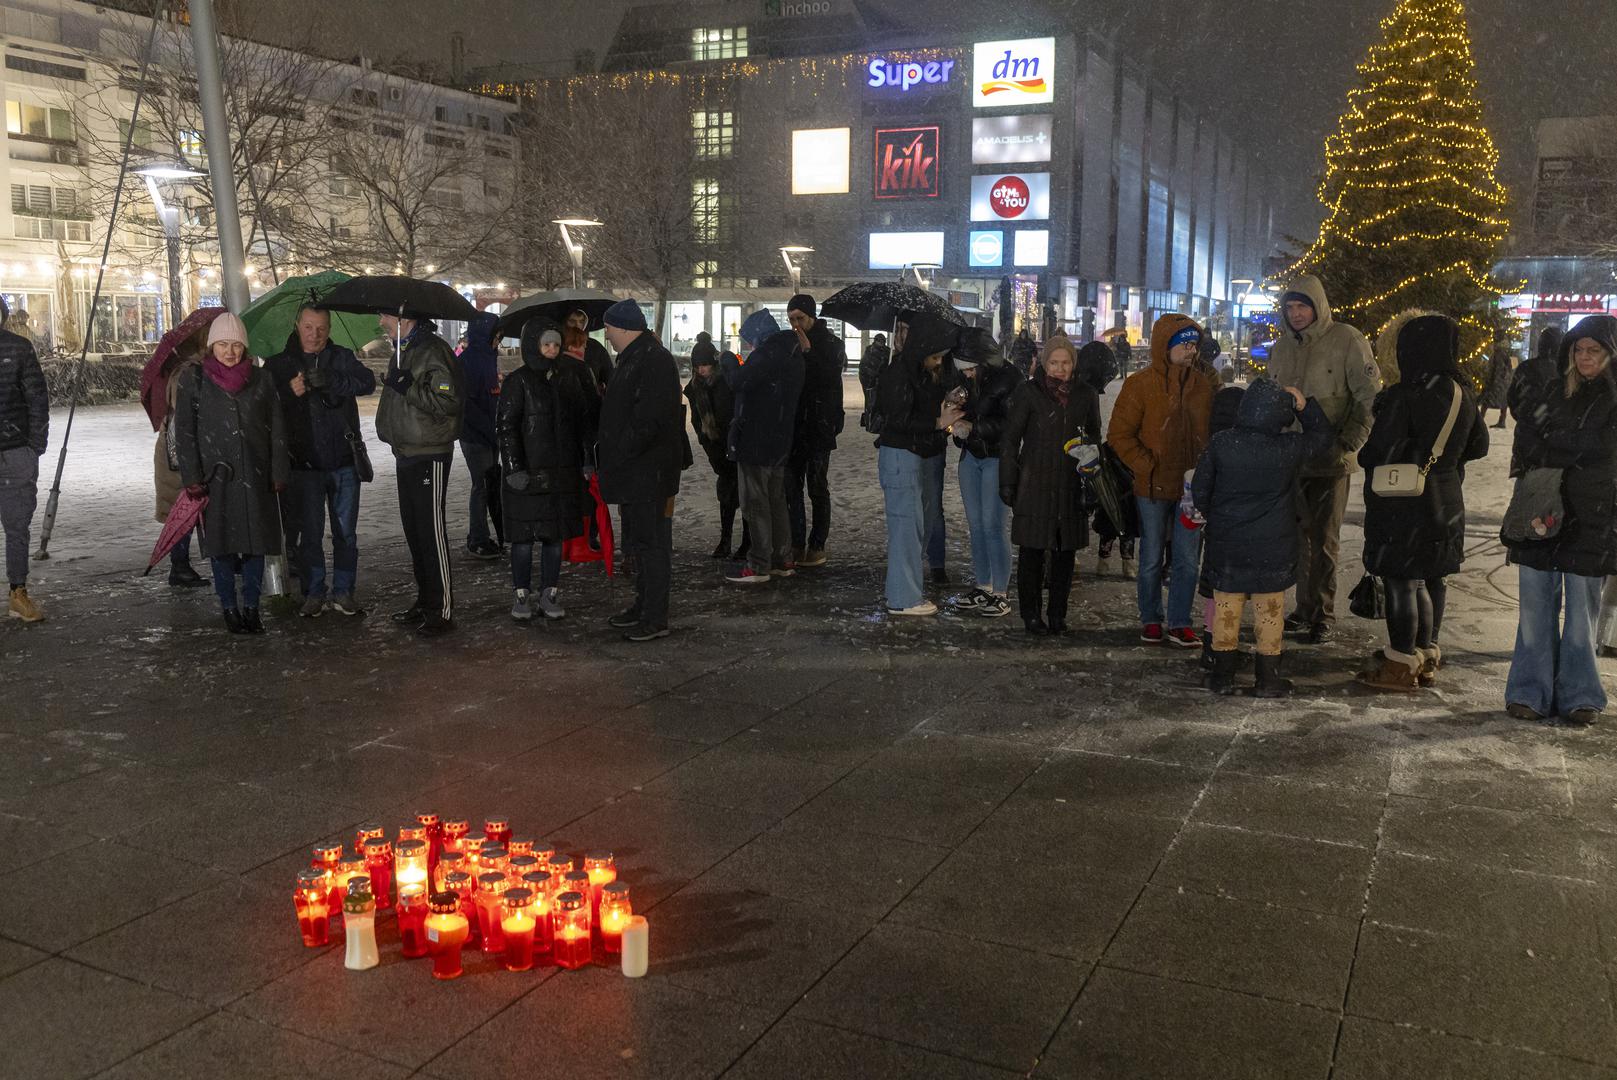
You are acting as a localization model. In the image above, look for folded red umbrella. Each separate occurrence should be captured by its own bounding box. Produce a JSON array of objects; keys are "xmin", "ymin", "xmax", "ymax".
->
[
  {"xmin": 140, "ymin": 307, "xmax": 228, "ymax": 431},
  {"xmin": 144, "ymin": 485, "xmax": 208, "ymax": 574},
  {"xmin": 562, "ymin": 473, "xmax": 614, "ymax": 577}
]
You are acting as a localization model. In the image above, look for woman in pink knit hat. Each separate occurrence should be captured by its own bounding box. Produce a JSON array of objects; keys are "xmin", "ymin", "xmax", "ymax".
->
[{"xmin": 172, "ymin": 312, "xmax": 289, "ymax": 634}]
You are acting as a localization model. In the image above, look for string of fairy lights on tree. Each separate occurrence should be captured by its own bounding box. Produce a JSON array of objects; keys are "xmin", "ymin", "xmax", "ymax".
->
[{"xmin": 1281, "ymin": 0, "xmax": 1518, "ymax": 384}]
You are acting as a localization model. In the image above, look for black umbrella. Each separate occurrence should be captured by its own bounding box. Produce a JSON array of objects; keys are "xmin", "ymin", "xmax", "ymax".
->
[
  {"xmin": 495, "ymin": 288, "xmax": 618, "ymax": 340},
  {"xmin": 821, "ymin": 282, "xmax": 964, "ymax": 332},
  {"xmin": 319, "ymin": 275, "xmax": 479, "ymax": 322}
]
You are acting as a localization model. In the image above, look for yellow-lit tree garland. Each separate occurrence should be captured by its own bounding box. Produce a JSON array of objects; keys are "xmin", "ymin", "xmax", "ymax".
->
[{"xmin": 1284, "ymin": 0, "xmax": 1514, "ymax": 385}]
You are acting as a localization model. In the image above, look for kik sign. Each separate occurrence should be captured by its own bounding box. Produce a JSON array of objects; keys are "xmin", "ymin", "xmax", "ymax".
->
[
  {"xmin": 972, "ymin": 37, "xmax": 1055, "ymax": 107},
  {"xmin": 874, "ymin": 126, "xmax": 941, "ymax": 200}
]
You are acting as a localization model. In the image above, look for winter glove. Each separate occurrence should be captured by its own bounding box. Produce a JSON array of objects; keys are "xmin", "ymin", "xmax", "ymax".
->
[
  {"xmin": 506, "ymin": 470, "xmax": 531, "ymax": 491},
  {"xmin": 184, "ymin": 483, "xmax": 207, "ymax": 498},
  {"xmin": 383, "ymin": 368, "xmax": 413, "ymax": 393},
  {"xmin": 999, "ymin": 485, "xmax": 1017, "ymax": 507},
  {"xmin": 306, "ymin": 367, "xmax": 331, "ymax": 390}
]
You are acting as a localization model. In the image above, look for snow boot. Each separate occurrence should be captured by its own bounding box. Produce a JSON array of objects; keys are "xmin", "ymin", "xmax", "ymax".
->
[
  {"xmin": 1252, "ymin": 653, "xmax": 1293, "ymax": 698},
  {"xmin": 1357, "ymin": 649, "xmax": 1419, "ymax": 692},
  {"xmin": 1202, "ymin": 649, "xmax": 1239, "ymax": 695}
]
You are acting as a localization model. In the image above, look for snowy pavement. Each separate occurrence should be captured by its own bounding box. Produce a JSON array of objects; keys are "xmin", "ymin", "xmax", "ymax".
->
[{"xmin": 2, "ymin": 379, "xmax": 1615, "ymax": 1079}]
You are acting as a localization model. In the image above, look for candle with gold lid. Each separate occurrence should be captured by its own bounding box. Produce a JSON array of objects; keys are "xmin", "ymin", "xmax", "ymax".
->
[
  {"xmin": 444, "ymin": 869, "xmax": 479, "ymax": 946},
  {"xmin": 500, "ymin": 888, "xmax": 537, "ymax": 971},
  {"xmin": 475, "ymin": 872, "xmax": 508, "ymax": 954},
  {"xmin": 598, "ymin": 882, "xmax": 631, "ymax": 956},
  {"xmin": 441, "ymin": 818, "xmax": 469, "ymax": 856},
  {"xmin": 362, "ymin": 838, "xmax": 394, "ymax": 911},
  {"xmin": 294, "ymin": 868, "xmax": 331, "ymax": 947},
  {"xmin": 483, "ymin": 816, "xmax": 512, "ymax": 848},
  {"xmin": 424, "ymin": 891, "xmax": 469, "ymax": 980},
  {"xmin": 520, "ymin": 870, "xmax": 554, "ymax": 954},
  {"xmin": 507, "ymin": 837, "xmax": 534, "ymax": 858},
  {"xmin": 552, "ymin": 891, "xmax": 591, "ymax": 970}
]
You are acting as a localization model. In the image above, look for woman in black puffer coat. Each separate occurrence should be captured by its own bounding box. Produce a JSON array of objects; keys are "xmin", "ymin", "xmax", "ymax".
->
[
  {"xmin": 1356, "ymin": 313, "xmax": 1489, "ymax": 692},
  {"xmin": 1000, "ymin": 335, "xmax": 1101, "ymax": 635},
  {"xmin": 497, "ymin": 317, "xmax": 596, "ymax": 622},
  {"xmin": 952, "ymin": 328, "xmax": 1022, "ymax": 615}
]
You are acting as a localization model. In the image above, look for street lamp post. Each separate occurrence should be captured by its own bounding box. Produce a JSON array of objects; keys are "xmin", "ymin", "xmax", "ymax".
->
[
  {"xmin": 780, "ymin": 245, "xmax": 813, "ymax": 294},
  {"xmin": 553, "ymin": 218, "xmax": 602, "ymax": 289},
  {"xmin": 1230, "ymin": 277, "xmax": 1253, "ymax": 373},
  {"xmin": 136, "ymin": 162, "xmax": 204, "ymax": 331},
  {"xmin": 904, "ymin": 262, "xmax": 942, "ymax": 290}
]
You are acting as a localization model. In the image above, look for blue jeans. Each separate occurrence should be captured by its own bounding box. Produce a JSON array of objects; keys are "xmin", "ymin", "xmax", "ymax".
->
[
  {"xmin": 879, "ymin": 446, "xmax": 927, "ymax": 609},
  {"xmin": 958, "ymin": 453, "xmax": 1011, "ymax": 594},
  {"xmin": 1506, "ymin": 566, "xmax": 1606, "ymax": 717},
  {"xmin": 294, "ymin": 467, "xmax": 360, "ymax": 598},
  {"xmin": 922, "ymin": 451, "xmax": 946, "ymax": 569},
  {"xmin": 1136, "ymin": 496, "xmax": 1202, "ymax": 629},
  {"xmin": 210, "ymin": 555, "xmax": 265, "ymax": 611},
  {"xmin": 460, "ymin": 441, "xmax": 497, "ymax": 546},
  {"xmin": 510, "ymin": 541, "xmax": 562, "ymax": 591}
]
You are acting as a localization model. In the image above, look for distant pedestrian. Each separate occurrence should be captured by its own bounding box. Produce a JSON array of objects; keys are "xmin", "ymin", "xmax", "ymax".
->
[
  {"xmin": 566, "ymin": 308, "xmax": 614, "ymax": 391},
  {"xmin": 1000, "ymin": 334, "xmax": 1100, "ymax": 635},
  {"xmin": 858, "ymin": 332, "xmax": 888, "ymax": 431},
  {"xmin": 0, "ymin": 296, "xmax": 47, "ymax": 623},
  {"xmin": 1107, "ymin": 314, "xmax": 1214, "ymax": 647},
  {"xmin": 173, "ymin": 313, "xmax": 289, "ymax": 635},
  {"xmin": 266, "ymin": 304, "xmax": 376, "ymax": 618},
  {"xmin": 498, "ymin": 318, "xmax": 596, "ymax": 623},
  {"xmin": 684, "ymin": 333, "xmax": 748, "ymax": 560},
  {"xmin": 1106, "ymin": 329, "xmax": 1133, "ymax": 378},
  {"xmin": 785, "ymin": 294, "xmax": 845, "ymax": 568},
  {"xmin": 951, "ymin": 327, "xmax": 1021, "ymax": 618},
  {"xmin": 1507, "ymin": 327, "xmax": 1564, "ymax": 478},
  {"xmin": 722, "ymin": 309, "xmax": 804, "ymax": 585},
  {"xmin": 457, "ymin": 312, "xmax": 503, "ymax": 561},
  {"xmin": 598, "ymin": 298, "xmax": 686, "ymax": 641},
  {"xmin": 1077, "ymin": 340, "xmax": 1133, "ymax": 578},
  {"xmin": 376, "ymin": 311, "xmax": 463, "ymax": 636},
  {"xmin": 1479, "ymin": 339, "xmax": 1514, "ymax": 429},
  {"xmin": 1009, "ymin": 327, "xmax": 1037, "ymax": 377},
  {"xmin": 1356, "ymin": 313, "xmax": 1488, "ymax": 692},
  {"xmin": 151, "ymin": 329, "xmax": 206, "ymax": 589},
  {"xmin": 1193, "ymin": 380, "xmax": 1331, "ymax": 696},
  {"xmin": 1504, "ymin": 315, "xmax": 1617, "ymax": 724}
]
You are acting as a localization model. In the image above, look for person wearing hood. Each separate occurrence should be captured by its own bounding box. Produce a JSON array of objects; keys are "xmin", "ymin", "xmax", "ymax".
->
[
  {"xmin": 597, "ymin": 298, "xmax": 686, "ymax": 641},
  {"xmin": 497, "ymin": 317, "xmax": 596, "ymax": 622},
  {"xmin": 149, "ymin": 328, "xmax": 206, "ymax": 591},
  {"xmin": 1077, "ymin": 340, "xmax": 1134, "ymax": 578},
  {"xmin": 1192, "ymin": 379, "xmax": 1331, "ymax": 695},
  {"xmin": 785, "ymin": 294, "xmax": 845, "ymax": 568},
  {"xmin": 1194, "ymin": 383, "xmax": 1249, "ymax": 669},
  {"xmin": 376, "ymin": 309, "xmax": 463, "ymax": 636},
  {"xmin": 266, "ymin": 304, "xmax": 377, "ymax": 618},
  {"xmin": 173, "ymin": 313, "xmax": 289, "ymax": 635},
  {"xmin": 1504, "ymin": 315, "xmax": 1617, "ymax": 724},
  {"xmin": 1480, "ymin": 338, "xmax": 1514, "ymax": 429},
  {"xmin": 722, "ymin": 308, "xmax": 804, "ymax": 585},
  {"xmin": 566, "ymin": 308, "xmax": 614, "ymax": 391},
  {"xmin": 858, "ymin": 332, "xmax": 888, "ymax": 432},
  {"xmin": 1009, "ymin": 327, "xmax": 1037, "ymax": 377},
  {"xmin": 1001, "ymin": 335, "xmax": 1100, "ymax": 634},
  {"xmin": 952, "ymin": 327, "xmax": 1022, "ymax": 617},
  {"xmin": 1266, "ymin": 274, "xmax": 1381, "ymax": 644},
  {"xmin": 0, "ymin": 294, "xmax": 47, "ymax": 622},
  {"xmin": 684, "ymin": 332, "xmax": 748, "ymax": 561},
  {"xmin": 1507, "ymin": 326, "xmax": 1564, "ymax": 477},
  {"xmin": 1355, "ymin": 313, "xmax": 1489, "ymax": 692},
  {"xmin": 875, "ymin": 312, "xmax": 961, "ymax": 615},
  {"xmin": 1107, "ymin": 314, "xmax": 1215, "ymax": 646},
  {"xmin": 456, "ymin": 312, "xmax": 502, "ymax": 561}
]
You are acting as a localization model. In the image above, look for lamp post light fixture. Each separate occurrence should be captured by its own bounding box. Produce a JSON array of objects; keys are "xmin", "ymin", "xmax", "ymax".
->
[
  {"xmin": 135, "ymin": 161, "xmax": 204, "ymax": 330},
  {"xmin": 780, "ymin": 246, "xmax": 813, "ymax": 294},
  {"xmin": 553, "ymin": 218, "xmax": 602, "ymax": 289},
  {"xmin": 1230, "ymin": 278, "xmax": 1253, "ymax": 368},
  {"xmin": 904, "ymin": 261, "xmax": 942, "ymax": 289}
]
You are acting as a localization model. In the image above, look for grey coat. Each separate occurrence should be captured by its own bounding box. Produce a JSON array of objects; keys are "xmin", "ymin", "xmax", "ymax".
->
[{"xmin": 174, "ymin": 365, "xmax": 289, "ymax": 558}]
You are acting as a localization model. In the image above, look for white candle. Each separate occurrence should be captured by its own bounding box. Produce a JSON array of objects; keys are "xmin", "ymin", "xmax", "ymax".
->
[{"xmin": 620, "ymin": 915, "xmax": 648, "ymax": 977}]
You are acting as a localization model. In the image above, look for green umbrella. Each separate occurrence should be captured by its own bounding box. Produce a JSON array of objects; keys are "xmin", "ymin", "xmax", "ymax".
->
[{"xmin": 241, "ymin": 271, "xmax": 382, "ymax": 360}]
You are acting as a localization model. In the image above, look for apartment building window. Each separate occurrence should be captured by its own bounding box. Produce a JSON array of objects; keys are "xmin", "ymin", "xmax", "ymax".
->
[
  {"xmin": 692, "ymin": 179, "xmax": 719, "ymax": 244},
  {"xmin": 116, "ymin": 119, "xmax": 156, "ymax": 152},
  {"xmin": 179, "ymin": 129, "xmax": 203, "ymax": 161},
  {"xmin": 12, "ymin": 183, "xmax": 80, "ymax": 215},
  {"xmin": 691, "ymin": 26, "xmax": 747, "ymax": 61},
  {"xmin": 692, "ymin": 110, "xmax": 734, "ymax": 159},
  {"xmin": 328, "ymin": 174, "xmax": 360, "ymax": 198},
  {"xmin": 692, "ymin": 260, "xmax": 717, "ymax": 289},
  {"xmin": 15, "ymin": 216, "xmax": 89, "ymax": 242},
  {"xmin": 349, "ymin": 87, "xmax": 380, "ymax": 109},
  {"xmin": 434, "ymin": 105, "xmax": 449, "ymax": 123},
  {"xmin": 6, "ymin": 101, "xmax": 74, "ymax": 143}
]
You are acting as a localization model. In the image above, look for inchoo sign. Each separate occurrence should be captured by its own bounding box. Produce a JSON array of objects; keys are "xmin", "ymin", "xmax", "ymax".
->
[{"xmin": 972, "ymin": 37, "xmax": 1055, "ymax": 107}]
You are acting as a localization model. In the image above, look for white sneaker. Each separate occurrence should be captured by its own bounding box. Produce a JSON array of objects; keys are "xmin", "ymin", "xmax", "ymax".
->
[
  {"xmin": 888, "ymin": 600, "xmax": 938, "ymax": 617},
  {"xmin": 1096, "ymin": 556, "xmax": 1112, "ymax": 578},
  {"xmin": 537, "ymin": 587, "xmax": 565, "ymax": 620},
  {"xmin": 511, "ymin": 589, "xmax": 533, "ymax": 621},
  {"xmin": 1121, "ymin": 556, "xmax": 1138, "ymax": 581}
]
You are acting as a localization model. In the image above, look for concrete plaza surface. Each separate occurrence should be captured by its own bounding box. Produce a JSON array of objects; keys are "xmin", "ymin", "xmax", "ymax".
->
[{"xmin": 2, "ymin": 383, "xmax": 1616, "ymax": 1079}]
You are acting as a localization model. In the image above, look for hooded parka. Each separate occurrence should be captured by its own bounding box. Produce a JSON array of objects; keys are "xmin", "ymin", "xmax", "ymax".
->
[
  {"xmin": 1265, "ymin": 274, "xmax": 1381, "ymax": 477},
  {"xmin": 496, "ymin": 318, "xmax": 595, "ymax": 545},
  {"xmin": 1106, "ymin": 314, "xmax": 1215, "ymax": 500}
]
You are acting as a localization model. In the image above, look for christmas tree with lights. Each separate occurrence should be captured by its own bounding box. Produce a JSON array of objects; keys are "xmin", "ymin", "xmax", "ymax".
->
[{"xmin": 1287, "ymin": 0, "xmax": 1511, "ymax": 382}]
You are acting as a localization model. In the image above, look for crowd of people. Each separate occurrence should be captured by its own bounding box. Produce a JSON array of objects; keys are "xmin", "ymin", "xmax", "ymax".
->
[{"xmin": 2, "ymin": 281, "xmax": 1615, "ymax": 722}]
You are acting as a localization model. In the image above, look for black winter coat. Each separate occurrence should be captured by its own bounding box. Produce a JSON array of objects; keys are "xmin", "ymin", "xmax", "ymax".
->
[
  {"xmin": 497, "ymin": 353, "xmax": 594, "ymax": 545},
  {"xmin": 1192, "ymin": 381, "xmax": 1332, "ymax": 594},
  {"xmin": 1507, "ymin": 371, "xmax": 1617, "ymax": 577},
  {"xmin": 1000, "ymin": 373, "xmax": 1101, "ymax": 550},
  {"xmin": 722, "ymin": 330, "xmax": 803, "ymax": 467},
  {"xmin": 793, "ymin": 320, "xmax": 845, "ymax": 456},
  {"xmin": 1359, "ymin": 374, "xmax": 1488, "ymax": 580},
  {"xmin": 1480, "ymin": 345, "xmax": 1513, "ymax": 410},
  {"xmin": 597, "ymin": 333, "xmax": 685, "ymax": 505},
  {"xmin": 582, "ymin": 338, "xmax": 614, "ymax": 390},
  {"xmin": 684, "ymin": 369, "xmax": 736, "ymax": 471},
  {"xmin": 0, "ymin": 327, "xmax": 46, "ymax": 453},
  {"xmin": 265, "ymin": 344, "xmax": 375, "ymax": 472},
  {"xmin": 174, "ymin": 365, "xmax": 289, "ymax": 558},
  {"xmin": 955, "ymin": 361, "xmax": 1022, "ymax": 460}
]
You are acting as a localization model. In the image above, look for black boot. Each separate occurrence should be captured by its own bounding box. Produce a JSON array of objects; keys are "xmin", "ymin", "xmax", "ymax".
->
[
  {"xmin": 1200, "ymin": 637, "xmax": 1216, "ymax": 671},
  {"xmin": 241, "ymin": 607, "xmax": 265, "ymax": 634},
  {"xmin": 1253, "ymin": 653, "xmax": 1293, "ymax": 698},
  {"xmin": 222, "ymin": 608, "xmax": 248, "ymax": 634},
  {"xmin": 733, "ymin": 520, "xmax": 752, "ymax": 563},
  {"xmin": 1203, "ymin": 649, "xmax": 1239, "ymax": 694},
  {"xmin": 714, "ymin": 507, "xmax": 735, "ymax": 559},
  {"xmin": 168, "ymin": 560, "xmax": 206, "ymax": 588}
]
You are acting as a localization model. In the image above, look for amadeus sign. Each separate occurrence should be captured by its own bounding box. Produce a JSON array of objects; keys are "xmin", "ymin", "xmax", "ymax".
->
[
  {"xmin": 972, "ymin": 115, "xmax": 1053, "ymax": 165},
  {"xmin": 972, "ymin": 37, "xmax": 1055, "ymax": 107}
]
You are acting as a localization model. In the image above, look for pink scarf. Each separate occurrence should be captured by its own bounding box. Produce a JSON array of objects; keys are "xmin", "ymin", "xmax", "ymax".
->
[{"xmin": 203, "ymin": 356, "xmax": 252, "ymax": 395}]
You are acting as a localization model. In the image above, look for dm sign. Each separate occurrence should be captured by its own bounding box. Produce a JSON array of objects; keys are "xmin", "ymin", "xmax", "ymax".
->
[
  {"xmin": 867, "ymin": 55, "xmax": 957, "ymax": 94},
  {"xmin": 972, "ymin": 37, "xmax": 1055, "ymax": 107}
]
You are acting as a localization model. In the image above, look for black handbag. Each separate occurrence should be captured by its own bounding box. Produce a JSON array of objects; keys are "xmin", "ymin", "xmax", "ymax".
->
[
  {"xmin": 344, "ymin": 428, "xmax": 374, "ymax": 483},
  {"xmin": 1348, "ymin": 573, "xmax": 1385, "ymax": 620}
]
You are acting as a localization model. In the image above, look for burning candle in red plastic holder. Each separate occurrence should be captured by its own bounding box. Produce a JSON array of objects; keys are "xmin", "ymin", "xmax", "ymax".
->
[
  {"xmin": 415, "ymin": 811, "xmax": 442, "ymax": 879},
  {"xmin": 362, "ymin": 838, "xmax": 394, "ymax": 911},
  {"xmin": 445, "ymin": 870, "xmax": 478, "ymax": 946},
  {"xmin": 480, "ymin": 847, "xmax": 510, "ymax": 878},
  {"xmin": 484, "ymin": 816, "xmax": 512, "ymax": 848},
  {"xmin": 311, "ymin": 843, "xmax": 343, "ymax": 875},
  {"xmin": 506, "ymin": 854, "xmax": 539, "ymax": 888},
  {"xmin": 329, "ymin": 854, "xmax": 365, "ymax": 930},
  {"xmin": 475, "ymin": 872, "xmax": 509, "ymax": 954},
  {"xmin": 500, "ymin": 888, "xmax": 537, "ymax": 971},
  {"xmin": 598, "ymin": 882, "xmax": 631, "ymax": 956},
  {"xmin": 462, "ymin": 834, "xmax": 487, "ymax": 876},
  {"xmin": 441, "ymin": 818, "xmax": 469, "ymax": 856},
  {"xmin": 584, "ymin": 851, "xmax": 616, "ymax": 923},
  {"xmin": 520, "ymin": 871, "xmax": 554, "ymax": 954},
  {"xmin": 552, "ymin": 891, "xmax": 591, "ymax": 970},
  {"xmin": 424, "ymin": 891, "xmax": 469, "ymax": 980},
  {"xmin": 394, "ymin": 839, "xmax": 431, "ymax": 958},
  {"xmin": 508, "ymin": 838, "xmax": 534, "ymax": 858},
  {"xmin": 354, "ymin": 823, "xmax": 384, "ymax": 857},
  {"xmin": 294, "ymin": 868, "xmax": 331, "ymax": 947}
]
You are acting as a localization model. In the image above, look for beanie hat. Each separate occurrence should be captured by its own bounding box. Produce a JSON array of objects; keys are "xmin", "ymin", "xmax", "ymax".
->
[
  {"xmin": 695, "ymin": 331, "xmax": 712, "ymax": 345},
  {"xmin": 1281, "ymin": 291, "xmax": 1317, "ymax": 314},
  {"xmin": 1167, "ymin": 324, "xmax": 1201, "ymax": 351},
  {"xmin": 603, "ymin": 298, "xmax": 647, "ymax": 332},
  {"xmin": 207, "ymin": 312, "xmax": 249, "ymax": 348},
  {"xmin": 539, "ymin": 328, "xmax": 563, "ymax": 349},
  {"xmin": 690, "ymin": 340, "xmax": 718, "ymax": 367},
  {"xmin": 739, "ymin": 308, "xmax": 780, "ymax": 347},
  {"xmin": 787, "ymin": 293, "xmax": 817, "ymax": 319}
]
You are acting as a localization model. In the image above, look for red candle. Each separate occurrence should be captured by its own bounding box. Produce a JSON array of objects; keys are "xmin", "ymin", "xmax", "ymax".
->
[
  {"xmin": 484, "ymin": 816, "xmax": 512, "ymax": 848},
  {"xmin": 362, "ymin": 839, "xmax": 394, "ymax": 911},
  {"xmin": 415, "ymin": 811, "xmax": 442, "ymax": 880},
  {"xmin": 475, "ymin": 872, "xmax": 508, "ymax": 954},
  {"xmin": 598, "ymin": 881, "xmax": 631, "ymax": 956},
  {"xmin": 329, "ymin": 854, "xmax": 365, "ymax": 933},
  {"xmin": 500, "ymin": 888, "xmax": 537, "ymax": 971},
  {"xmin": 462, "ymin": 834, "xmax": 487, "ymax": 877},
  {"xmin": 445, "ymin": 870, "xmax": 478, "ymax": 946},
  {"xmin": 434, "ymin": 850, "xmax": 465, "ymax": 893},
  {"xmin": 396, "ymin": 885, "xmax": 429, "ymax": 959},
  {"xmin": 508, "ymin": 837, "xmax": 534, "ymax": 858},
  {"xmin": 552, "ymin": 891, "xmax": 591, "ymax": 970},
  {"xmin": 424, "ymin": 892, "xmax": 469, "ymax": 980},
  {"xmin": 520, "ymin": 870, "xmax": 553, "ymax": 954},
  {"xmin": 354, "ymin": 822, "xmax": 384, "ymax": 857},
  {"xmin": 294, "ymin": 868, "xmax": 331, "ymax": 947},
  {"xmin": 584, "ymin": 851, "xmax": 616, "ymax": 927},
  {"xmin": 310, "ymin": 843, "xmax": 343, "ymax": 874},
  {"xmin": 441, "ymin": 818, "xmax": 469, "ymax": 856}
]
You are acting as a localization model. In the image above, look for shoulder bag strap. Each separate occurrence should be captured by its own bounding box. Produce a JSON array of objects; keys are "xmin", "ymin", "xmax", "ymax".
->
[{"xmin": 1421, "ymin": 381, "xmax": 1465, "ymax": 476}]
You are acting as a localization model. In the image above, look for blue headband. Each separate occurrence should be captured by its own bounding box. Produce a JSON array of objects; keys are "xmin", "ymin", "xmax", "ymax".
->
[{"xmin": 1168, "ymin": 326, "xmax": 1200, "ymax": 350}]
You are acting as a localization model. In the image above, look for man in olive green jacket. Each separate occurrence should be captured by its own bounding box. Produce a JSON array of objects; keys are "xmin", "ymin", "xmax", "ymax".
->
[{"xmin": 1265, "ymin": 274, "xmax": 1380, "ymax": 642}]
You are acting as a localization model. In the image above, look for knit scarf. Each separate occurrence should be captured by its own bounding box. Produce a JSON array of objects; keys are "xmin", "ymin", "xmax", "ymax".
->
[
  {"xmin": 203, "ymin": 356, "xmax": 252, "ymax": 395},
  {"xmin": 1039, "ymin": 367, "xmax": 1071, "ymax": 408}
]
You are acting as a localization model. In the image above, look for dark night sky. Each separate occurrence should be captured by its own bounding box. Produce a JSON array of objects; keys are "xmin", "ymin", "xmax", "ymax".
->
[{"xmin": 252, "ymin": 0, "xmax": 1613, "ymax": 241}]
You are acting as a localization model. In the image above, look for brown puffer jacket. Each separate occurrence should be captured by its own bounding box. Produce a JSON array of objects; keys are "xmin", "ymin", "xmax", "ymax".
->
[{"xmin": 1106, "ymin": 314, "xmax": 1214, "ymax": 500}]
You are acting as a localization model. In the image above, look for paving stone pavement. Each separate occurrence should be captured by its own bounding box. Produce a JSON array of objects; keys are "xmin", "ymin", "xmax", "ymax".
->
[{"xmin": 3, "ymin": 384, "xmax": 1616, "ymax": 1079}]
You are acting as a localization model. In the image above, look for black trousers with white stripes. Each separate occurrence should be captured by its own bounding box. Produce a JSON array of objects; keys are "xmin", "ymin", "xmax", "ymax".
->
[{"xmin": 396, "ymin": 454, "xmax": 454, "ymax": 621}]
